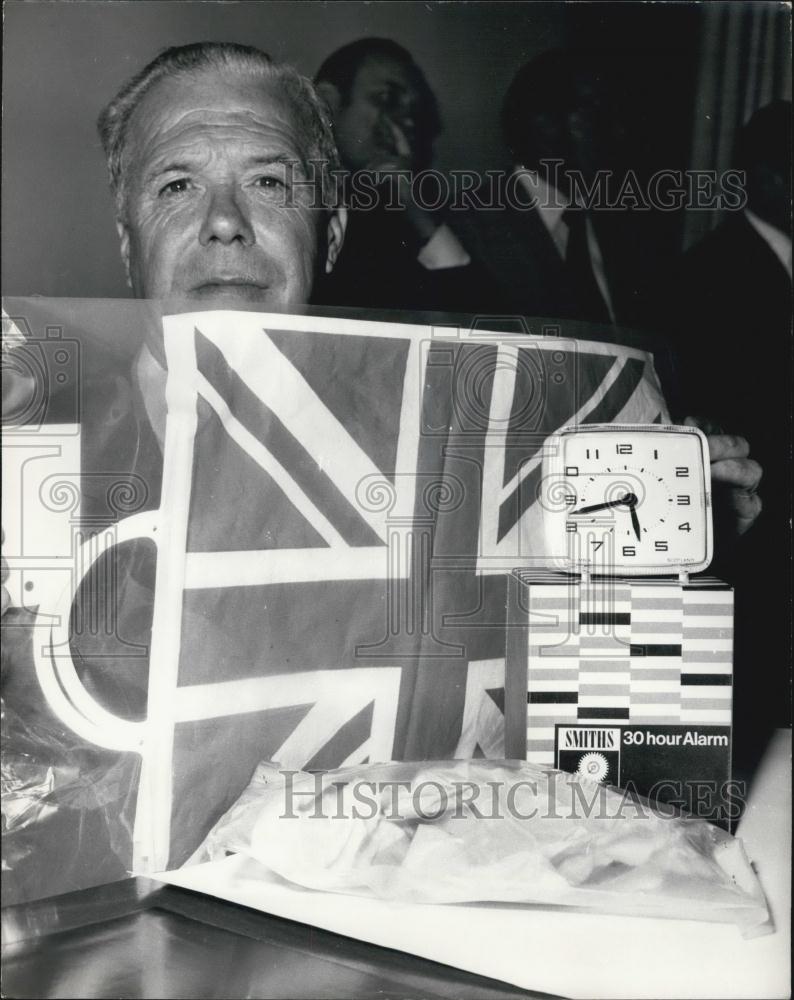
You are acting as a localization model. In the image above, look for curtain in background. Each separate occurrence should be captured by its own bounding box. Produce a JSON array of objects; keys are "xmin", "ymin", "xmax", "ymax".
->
[{"xmin": 684, "ymin": 2, "xmax": 791, "ymax": 250}]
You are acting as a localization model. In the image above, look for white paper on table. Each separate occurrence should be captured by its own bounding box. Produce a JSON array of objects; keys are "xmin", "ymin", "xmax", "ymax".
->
[{"xmin": 153, "ymin": 731, "xmax": 791, "ymax": 1000}]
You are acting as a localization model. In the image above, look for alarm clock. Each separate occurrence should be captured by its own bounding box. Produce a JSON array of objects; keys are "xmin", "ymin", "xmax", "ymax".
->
[{"xmin": 540, "ymin": 423, "xmax": 713, "ymax": 575}]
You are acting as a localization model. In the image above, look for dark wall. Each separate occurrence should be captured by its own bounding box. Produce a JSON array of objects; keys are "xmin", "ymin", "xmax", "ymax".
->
[{"xmin": 2, "ymin": 0, "xmax": 567, "ymax": 298}]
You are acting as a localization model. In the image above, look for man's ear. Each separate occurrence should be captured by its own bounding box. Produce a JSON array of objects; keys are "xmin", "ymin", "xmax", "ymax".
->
[
  {"xmin": 325, "ymin": 207, "xmax": 347, "ymax": 274},
  {"xmin": 116, "ymin": 219, "xmax": 133, "ymax": 288},
  {"xmin": 315, "ymin": 80, "xmax": 342, "ymax": 117}
]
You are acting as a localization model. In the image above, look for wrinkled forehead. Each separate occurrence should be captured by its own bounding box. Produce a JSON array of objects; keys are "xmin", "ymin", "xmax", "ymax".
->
[{"xmin": 124, "ymin": 67, "xmax": 310, "ymax": 171}]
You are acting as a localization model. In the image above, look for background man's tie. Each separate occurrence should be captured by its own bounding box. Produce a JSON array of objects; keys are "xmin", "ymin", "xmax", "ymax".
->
[{"xmin": 562, "ymin": 207, "xmax": 611, "ymax": 323}]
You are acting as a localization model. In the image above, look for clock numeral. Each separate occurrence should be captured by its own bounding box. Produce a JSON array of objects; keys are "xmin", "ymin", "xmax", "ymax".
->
[
  {"xmin": 653, "ymin": 449, "xmax": 659, "ymax": 460},
  {"xmin": 675, "ymin": 467, "xmax": 689, "ymax": 477},
  {"xmin": 586, "ymin": 448, "xmax": 600, "ymax": 459},
  {"xmin": 566, "ymin": 521, "xmax": 578, "ymax": 533},
  {"xmin": 676, "ymin": 495, "xmax": 691, "ymax": 506},
  {"xmin": 654, "ymin": 541, "xmax": 669, "ymax": 552},
  {"xmin": 564, "ymin": 494, "xmax": 576, "ymax": 505},
  {"xmin": 678, "ymin": 522, "xmax": 692, "ymax": 532},
  {"xmin": 616, "ymin": 444, "xmax": 632, "ymax": 455},
  {"xmin": 565, "ymin": 466, "xmax": 579, "ymax": 477},
  {"xmin": 622, "ymin": 546, "xmax": 636, "ymax": 557},
  {"xmin": 591, "ymin": 540, "xmax": 604, "ymax": 552}
]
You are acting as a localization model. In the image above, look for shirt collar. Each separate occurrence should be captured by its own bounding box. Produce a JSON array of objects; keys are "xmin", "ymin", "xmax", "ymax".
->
[
  {"xmin": 744, "ymin": 208, "xmax": 792, "ymax": 277},
  {"xmin": 514, "ymin": 168, "xmax": 571, "ymax": 232}
]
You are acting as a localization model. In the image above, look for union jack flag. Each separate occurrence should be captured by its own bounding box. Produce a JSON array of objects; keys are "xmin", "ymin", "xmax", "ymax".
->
[{"xmin": 1, "ymin": 300, "xmax": 668, "ymax": 896}]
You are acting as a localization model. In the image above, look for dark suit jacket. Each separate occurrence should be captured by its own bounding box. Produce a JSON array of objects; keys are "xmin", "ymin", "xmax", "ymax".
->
[
  {"xmin": 670, "ymin": 213, "xmax": 791, "ymax": 433},
  {"xmin": 449, "ymin": 182, "xmax": 661, "ymax": 326},
  {"xmin": 316, "ymin": 206, "xmax": 496, "ymax": 314},
  {"xmin": 668, "ymin": 212, "xmax": 792, "ymax": 746}
]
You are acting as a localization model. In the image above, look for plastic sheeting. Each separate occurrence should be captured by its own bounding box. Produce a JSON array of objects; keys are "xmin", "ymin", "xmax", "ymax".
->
[{"xmin": 194, "ymin": 758, "xmax": 770, "ymax": 935}]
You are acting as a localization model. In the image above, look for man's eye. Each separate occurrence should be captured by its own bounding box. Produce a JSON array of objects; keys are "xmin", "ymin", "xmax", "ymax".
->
[
  {"xmin": 255, "ymin": 175, "xmax": 286, "ymax": 190},
  {"xmin": 159, "ymin": 178, "xmax": 191, "ymax": 197}
]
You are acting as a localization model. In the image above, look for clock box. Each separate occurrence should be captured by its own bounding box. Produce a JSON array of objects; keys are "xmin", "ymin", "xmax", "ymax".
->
[{"xmin": 505, "ymin": 570, "xmax": 736, "ymax": 827}]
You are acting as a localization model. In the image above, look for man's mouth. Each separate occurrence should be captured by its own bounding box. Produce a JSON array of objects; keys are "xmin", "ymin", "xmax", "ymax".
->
[{"xmin": 188, "ymin": 278, "xmax": 271, "ymax": 301}]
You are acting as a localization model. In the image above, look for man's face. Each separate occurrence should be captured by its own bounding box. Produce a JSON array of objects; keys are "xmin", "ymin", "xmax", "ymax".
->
[
  {"xmin": 525, "ymin": 71, "xmax": 627, "ymax": 185},
  {"xmin": 119, "ymin": 68, "xmax": 343, "ymax": 306},
  {"xmin": 329, "ymin": 56, "xmax": 427, "ymax": 173}
]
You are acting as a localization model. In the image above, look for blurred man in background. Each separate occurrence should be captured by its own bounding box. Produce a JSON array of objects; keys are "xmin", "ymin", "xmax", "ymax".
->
[
  {"xmin": 314, "ymin": 37, "xmax": 481, "ymax": 312},
  {"xmin": 673, "ymin": 100, "xmax": 791, "ymax": 419},
  {"xmin": 457, "ymin": 49, "xmax": 660, "ymax": 326}
]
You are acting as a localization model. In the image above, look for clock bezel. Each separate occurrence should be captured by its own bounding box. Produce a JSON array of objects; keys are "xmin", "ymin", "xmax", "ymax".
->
[{"xmin": 540, "ymin": 423, "xmax": 713, "ymax": 576}]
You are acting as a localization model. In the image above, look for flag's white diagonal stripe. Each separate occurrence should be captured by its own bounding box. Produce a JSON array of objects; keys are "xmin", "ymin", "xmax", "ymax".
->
[
  {"xmin": 222, "ymin": 332, "xmax": 391, "ymax": 542},
  {"xmin": 174, "ymin": 668, "xmax": 400, "ymax": 768},
  {"xmin": 273, "ymin": 667, "xmax": 400, "ymax": 767},
  {"xmin": 272, "ymin": 690, "xmax": 371, "ymax": 767},
  {"xmin": 340, "ymin": 738, "xmax": 372, "ymax": 767},
  {"xmin": 175, "ymin": 671, "xmax": 328, "ymax": 722},
  {"xmin": 612, "ymin": 366, "xmax": 669, "ymax": 423},
  {"xmin": 197, "ymin": 375, "xmax": 345, "ymax": 549},
  {"xmin": 498, "ymin": 355, "xmax": 628, "ymax": 504}
]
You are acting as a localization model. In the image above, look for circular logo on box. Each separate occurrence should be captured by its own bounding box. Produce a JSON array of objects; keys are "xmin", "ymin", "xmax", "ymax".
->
[{"xmin": 577, "ymin": 752, "xmax": 610, "ymax": 783}]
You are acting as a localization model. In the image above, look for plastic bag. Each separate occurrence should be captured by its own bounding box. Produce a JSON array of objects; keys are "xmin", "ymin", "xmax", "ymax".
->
[
  {"xmin": 193, "ymin": 758, "xmax": 771, "ymax": 937},
  {"xmin": 1, "ymin": 684, "xmax": 137, "ymax": 906}
]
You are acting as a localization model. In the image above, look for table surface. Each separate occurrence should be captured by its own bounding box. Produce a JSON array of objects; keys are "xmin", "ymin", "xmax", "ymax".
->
[
  {"xmin": 1, "ymin": 873, "xmax": 549, "ymax": 1000},
  {"xmin": 2, "ymin": 730, "xmax": 789, "ymax": 1000}
]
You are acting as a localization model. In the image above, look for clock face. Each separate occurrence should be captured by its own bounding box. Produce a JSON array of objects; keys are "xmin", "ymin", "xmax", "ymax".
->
[{"xmin": 541, "ymin": 426, "xmax": 712, "ymax": 574}]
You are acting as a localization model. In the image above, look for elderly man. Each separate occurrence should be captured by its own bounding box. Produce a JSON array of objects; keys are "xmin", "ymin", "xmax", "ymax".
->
[
  {"xmin": 102, "ymin": 41, "xmax": 346, "ymax": 307},
  {"xmin": 88, "ymin": 40, "xmax": 349, "ymax": 452},
  {"xmin": 0, "ymin": 41, "xmax": 764, "ymax": 906}
]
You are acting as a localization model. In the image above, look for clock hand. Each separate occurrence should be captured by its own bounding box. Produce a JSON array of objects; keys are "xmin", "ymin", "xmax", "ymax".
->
[
  {"xmin": 630, "ymin": 504, "xmax": 641, "ymax": 541},
  {"xmin": 572, "ymin": 493, "xmax": 637, "ymax": 515}
]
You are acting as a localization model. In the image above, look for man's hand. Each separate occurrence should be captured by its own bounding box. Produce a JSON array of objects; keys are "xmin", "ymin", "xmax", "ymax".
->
[{"xmin": 685, "ymin": 417, "xmax": 763, "ymax": 536}]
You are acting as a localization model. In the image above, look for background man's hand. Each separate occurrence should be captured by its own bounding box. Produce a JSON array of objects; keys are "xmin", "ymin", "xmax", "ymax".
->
[{"xmin": 684, "ymin": 416, "xmax": 763, "ymax": 536}]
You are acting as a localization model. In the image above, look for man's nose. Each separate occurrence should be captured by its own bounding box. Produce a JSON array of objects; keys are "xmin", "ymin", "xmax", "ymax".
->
[{"xmin": 198, "ymin": 186, "xmax": 255, "ymax": 246}]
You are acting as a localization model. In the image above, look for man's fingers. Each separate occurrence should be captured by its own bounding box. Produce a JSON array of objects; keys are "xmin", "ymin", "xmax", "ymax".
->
[
  {"xmin": 728, "ymin": 491, "xmax": 763, "ymax": 536},
  {"xmin": 389, "ymin": 121, "xmax": 412, "ymax": 158},
  {"xmin": 684, "ymin": 415, "xmax": 724, "ymax": 437},
  {"xmin": 710, "ymin": 457, "xmax": 762, "ymax": 490},
  {"xmin": 685, "ymin": 421, "xmax": 763, "ymax": 536},
  {"xmin": 706, "ymin": 433, "xmax": 751, "ymax": 463}
]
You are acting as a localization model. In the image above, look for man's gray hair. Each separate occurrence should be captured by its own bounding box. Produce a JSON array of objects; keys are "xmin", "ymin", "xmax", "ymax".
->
[{"xmin": 97, "ymin": 41, "xmax": 340, "ymax": 220}]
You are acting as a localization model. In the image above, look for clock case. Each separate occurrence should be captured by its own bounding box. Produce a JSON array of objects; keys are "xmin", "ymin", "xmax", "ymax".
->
[{"xmin": 540, "ymin": 423, "xmax": 713, "ymax": 578}]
